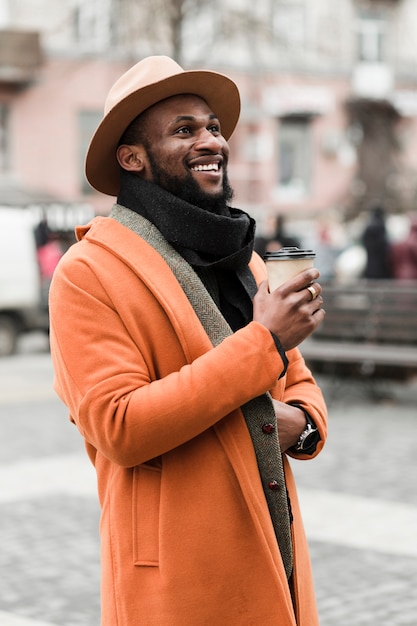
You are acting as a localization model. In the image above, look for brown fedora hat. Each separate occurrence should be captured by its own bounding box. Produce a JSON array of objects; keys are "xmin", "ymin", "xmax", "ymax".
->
[{"xmin": 85, "ymin": 55, "xmax": 241, "ymax": 196}]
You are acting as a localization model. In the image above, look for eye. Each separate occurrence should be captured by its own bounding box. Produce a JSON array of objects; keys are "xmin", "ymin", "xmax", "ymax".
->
[
  {"xmin": 208, "ymin": 123, "xmax": 221, "ymax": 134},
  {"xmin": 175, "ymin": 126, "xmax": 191, "ymax": 135}
]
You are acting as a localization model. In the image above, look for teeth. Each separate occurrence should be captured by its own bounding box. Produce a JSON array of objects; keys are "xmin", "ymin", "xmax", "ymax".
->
[{"xmin": 191, "ymin": 163, "xmax": 219, "ymax": 171}]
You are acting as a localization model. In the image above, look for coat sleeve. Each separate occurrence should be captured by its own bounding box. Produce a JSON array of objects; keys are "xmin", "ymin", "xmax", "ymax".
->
[
  {"xmin": 249, "ymin": 251, "xmax": 328, "ymax": 459},
  {"xmin": 279, "ymin": 347, "xmax": 327, "ymax": 459},
  {"xmin": 49, "ymin": 244, "xmax": 288, "ymax": 468}
]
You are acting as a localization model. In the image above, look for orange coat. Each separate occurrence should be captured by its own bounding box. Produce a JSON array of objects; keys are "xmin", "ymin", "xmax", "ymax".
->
[{"xmin": 49, "ymin": 215, "xmax": 327, "ymax": 626}]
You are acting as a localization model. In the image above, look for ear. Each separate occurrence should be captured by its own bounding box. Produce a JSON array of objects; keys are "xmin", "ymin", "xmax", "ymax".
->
[{"xmin": 116, "ymin": 144, "xmax": 147, "ymax": 173}]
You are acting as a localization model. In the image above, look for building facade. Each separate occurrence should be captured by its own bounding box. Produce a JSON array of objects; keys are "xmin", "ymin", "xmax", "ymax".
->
[{"xmin": 1, "ymin": 0, "xmax": 417, "ymax": 246}]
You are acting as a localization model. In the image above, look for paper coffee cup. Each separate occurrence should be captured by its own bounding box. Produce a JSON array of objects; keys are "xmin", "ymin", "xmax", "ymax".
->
[{"xmin": 263, "ymin": 247, "xmax": 316, "ymax": 291}]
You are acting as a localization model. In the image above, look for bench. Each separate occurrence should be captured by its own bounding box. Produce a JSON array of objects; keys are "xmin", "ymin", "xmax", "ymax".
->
[{"xmin": 300, "ymin": 280, "xmax": 417, "ymax": 380}]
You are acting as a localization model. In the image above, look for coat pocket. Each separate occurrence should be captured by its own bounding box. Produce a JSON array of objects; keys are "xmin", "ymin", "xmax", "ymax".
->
[{"xmin": 132, "ymin": 464, "xmax": 161, "ymax": 566}]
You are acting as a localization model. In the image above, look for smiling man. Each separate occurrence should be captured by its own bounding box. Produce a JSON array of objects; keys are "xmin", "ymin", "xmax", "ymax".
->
[
  {"xmin": 49, "ymin": 56, "xmax": 327, "ymax": 626},
  {"xmin": 117, "ymin": 95, "xmax": 233, "ymax": 212}
]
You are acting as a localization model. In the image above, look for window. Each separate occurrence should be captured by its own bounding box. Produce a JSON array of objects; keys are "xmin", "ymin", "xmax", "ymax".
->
[
  {"xmin": 181, "ymin": 3, "xmax": 217, "ymax": 62},
  {"xmin": 357, "ymin": 10, "xmax": 387, "ymax": 63},
  {"xmin": 0, "ymin": 103, "xmax": 10, "ymax": 173},
  {"xmin": 79, "ymin": 110, "xmax": 102, "ymax": 194},
  {"xmin": 0, "ymin": 0, "xmax": 11, "ymax": 27},
  {"xmin": 278, "ymin": 116, "xmax": 310, "ymax": 200},
  {"xmin": 72, "ymin": 0, "xmax": 112, "ymax": 51},
  {"xmin": 273, "ymin": 3, "xmax": 305, "ymax": 51}
]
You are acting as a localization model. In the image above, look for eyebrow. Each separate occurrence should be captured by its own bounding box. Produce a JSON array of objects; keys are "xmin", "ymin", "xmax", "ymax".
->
[{"xmin": 171, "ymin": 113, "xmax": 219, "ymax": 124}]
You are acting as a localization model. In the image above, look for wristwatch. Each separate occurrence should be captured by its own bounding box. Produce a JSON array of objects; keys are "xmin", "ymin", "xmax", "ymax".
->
[{"xmin": 294, "ymin": 422, "xmax": 318, "ymax": 452}]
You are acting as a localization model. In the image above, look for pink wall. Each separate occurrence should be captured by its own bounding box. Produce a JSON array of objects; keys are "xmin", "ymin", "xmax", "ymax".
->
[
  {"xmin": 8, "ymin": 57, "xmax": 415, "ymax": 224},
  {"xmin": 13, "ymin": 59, "xmax": 131, "ymax": 212}
]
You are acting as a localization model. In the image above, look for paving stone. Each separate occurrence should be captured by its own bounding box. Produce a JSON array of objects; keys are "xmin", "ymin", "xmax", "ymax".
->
[
  {"xmin": 0, "ymin": 497, "xmax": 100, "ymax": 626},
  {"xmin": 1, "ymin": 353, "xmax": 416, "ymax": 625},
  {"xmin": 309, "ymin": 542, "xmax": 417, "ymax": 626}
]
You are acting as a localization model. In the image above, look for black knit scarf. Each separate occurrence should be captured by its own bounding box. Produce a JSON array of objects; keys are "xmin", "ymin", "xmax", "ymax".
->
[{"xmin": 117, "ymin": 171, "xmax": 258, "ymax": 330}]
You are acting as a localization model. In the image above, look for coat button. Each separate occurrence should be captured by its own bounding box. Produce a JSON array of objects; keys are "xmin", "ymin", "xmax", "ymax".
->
[
  {"xmin": 262, "ymin": 423, "xmax": 275, "ymax": 434},
  {"xmin": 268, "ymin": 480, "xmax": 280, "ymax": 491}
]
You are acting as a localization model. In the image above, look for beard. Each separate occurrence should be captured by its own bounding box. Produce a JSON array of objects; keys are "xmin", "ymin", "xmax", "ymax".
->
[{"xmin": 146, "ymin": 149, "xmax": 234, "ymax": 215}]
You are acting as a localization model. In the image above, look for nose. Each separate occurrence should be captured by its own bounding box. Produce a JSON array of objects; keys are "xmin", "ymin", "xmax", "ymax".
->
[{"xmin": 195, "ymin": 128, "xmax": 224, "ymax": 152}]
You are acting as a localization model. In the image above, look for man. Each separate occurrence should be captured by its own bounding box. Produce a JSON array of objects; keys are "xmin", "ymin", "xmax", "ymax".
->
[{"xmin": 49, "ymin": 56, "xmax": 327, "ymax": 626}]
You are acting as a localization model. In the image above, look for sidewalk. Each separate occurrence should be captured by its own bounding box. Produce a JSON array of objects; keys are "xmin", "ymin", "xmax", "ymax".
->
[
  {"xmin": 0, "ymin": 346, "xmax": 416, "ymax": 625},
  {"xmin": 292, "ymin": 374, "xmax": 417, "ymax": 626}
]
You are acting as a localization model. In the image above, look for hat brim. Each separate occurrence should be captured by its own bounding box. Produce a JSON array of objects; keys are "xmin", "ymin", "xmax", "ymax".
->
[{"xmin": 85, "ymin": 69, "xmax": 241, "ymax": 196}]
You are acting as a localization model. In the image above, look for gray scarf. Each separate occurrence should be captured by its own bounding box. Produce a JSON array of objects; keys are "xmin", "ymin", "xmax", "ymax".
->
[
  {"xmin": 117, "ymin": 172, "xmax": 257, "ymax": 331},
  {"xmin": 110, "ymin": 204, "xmax": 293, "ymax": 578}
]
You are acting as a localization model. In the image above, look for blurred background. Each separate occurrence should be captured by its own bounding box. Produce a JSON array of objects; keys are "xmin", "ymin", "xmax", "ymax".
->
[
  {"xmin": 0, "ymin": 1, "xmax": 417, "ymax": 625},
  {"xmin": 1, "ymin": 0, "xmax": 417, "ymax": 354}
]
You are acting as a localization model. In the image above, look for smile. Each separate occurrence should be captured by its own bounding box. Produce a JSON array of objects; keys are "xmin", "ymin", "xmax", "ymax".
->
[{"xmin": 190, "ymin": 163, "xmax": 219, "ymax": 172}]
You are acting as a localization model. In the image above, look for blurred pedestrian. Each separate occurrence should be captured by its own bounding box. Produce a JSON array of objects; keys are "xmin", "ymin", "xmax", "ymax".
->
[
  {"xmin": 267, "ymin": 215, "xmax": 301, "ymax": 253},
  {"xmin": 361, "ymin": 205, "xmax": 392, "ymax": 279},
  {"xmin": 37, "ymin": 236, "xmax": 63, "ymax": 281},
  {"xmin": 49, "ymin": 56, "xmax": 327, "ymax": 626},
  {"xmin": 391, "ymin": 215, "xmax": 417, "ymax": 279},
  {"xmin": 34, "ymin": 217, "xmax": 50, "ymax": 248}
]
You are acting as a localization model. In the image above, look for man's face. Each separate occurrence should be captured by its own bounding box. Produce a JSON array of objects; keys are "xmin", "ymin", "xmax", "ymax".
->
[{"xmin": 137, "ymin": 95, "xmax": 233, "ymax": 211}]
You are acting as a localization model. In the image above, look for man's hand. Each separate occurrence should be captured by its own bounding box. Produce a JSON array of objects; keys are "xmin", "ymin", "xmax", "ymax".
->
[
  {"xmin": 272, "ymin": 399, "xmax": 306, "ymax": 453},
  {"xmin": 253, "ymin": 268, "xmax": 325, "ymax": 351}
]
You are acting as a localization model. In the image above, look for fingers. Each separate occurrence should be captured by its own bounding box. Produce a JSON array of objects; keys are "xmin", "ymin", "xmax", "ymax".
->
[
  {"xmin": 267, "ymin": 268, "xmax": 320, "ymax": 295},
  {"xmin": 253, "ymin": 272, "xmax": 325, "ymax": 351},
  {"xmin": 291, "ymin": 268, "xmax": 320, "ymax": 292},
  {"xmin": 305, "ymin": 282, "xmax": 321, "ymax": 302},
  {"xmin": 257, "ymin": 275, "xmax": 324, "ymax": 310},
  {"xmin": 304, "ymin": 282, "xmax": 325, "ymax": 321}
]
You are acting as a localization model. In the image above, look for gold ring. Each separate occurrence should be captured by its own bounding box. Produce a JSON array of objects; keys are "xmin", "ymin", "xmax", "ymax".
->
[{"xmin": 307, "ymin": 285, "xmax": 319, "ymax": 301}]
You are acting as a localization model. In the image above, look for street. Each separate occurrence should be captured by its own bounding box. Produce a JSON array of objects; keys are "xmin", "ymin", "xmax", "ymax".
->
[{"xmin": 1, "ymin": 333, "xmax": 417, "ymax": 625}]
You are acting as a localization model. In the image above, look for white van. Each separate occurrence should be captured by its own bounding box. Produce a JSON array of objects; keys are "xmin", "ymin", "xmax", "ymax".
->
[{"xmin": 0, "ymin": 207, "xmax": 49, "ymax": 356}]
